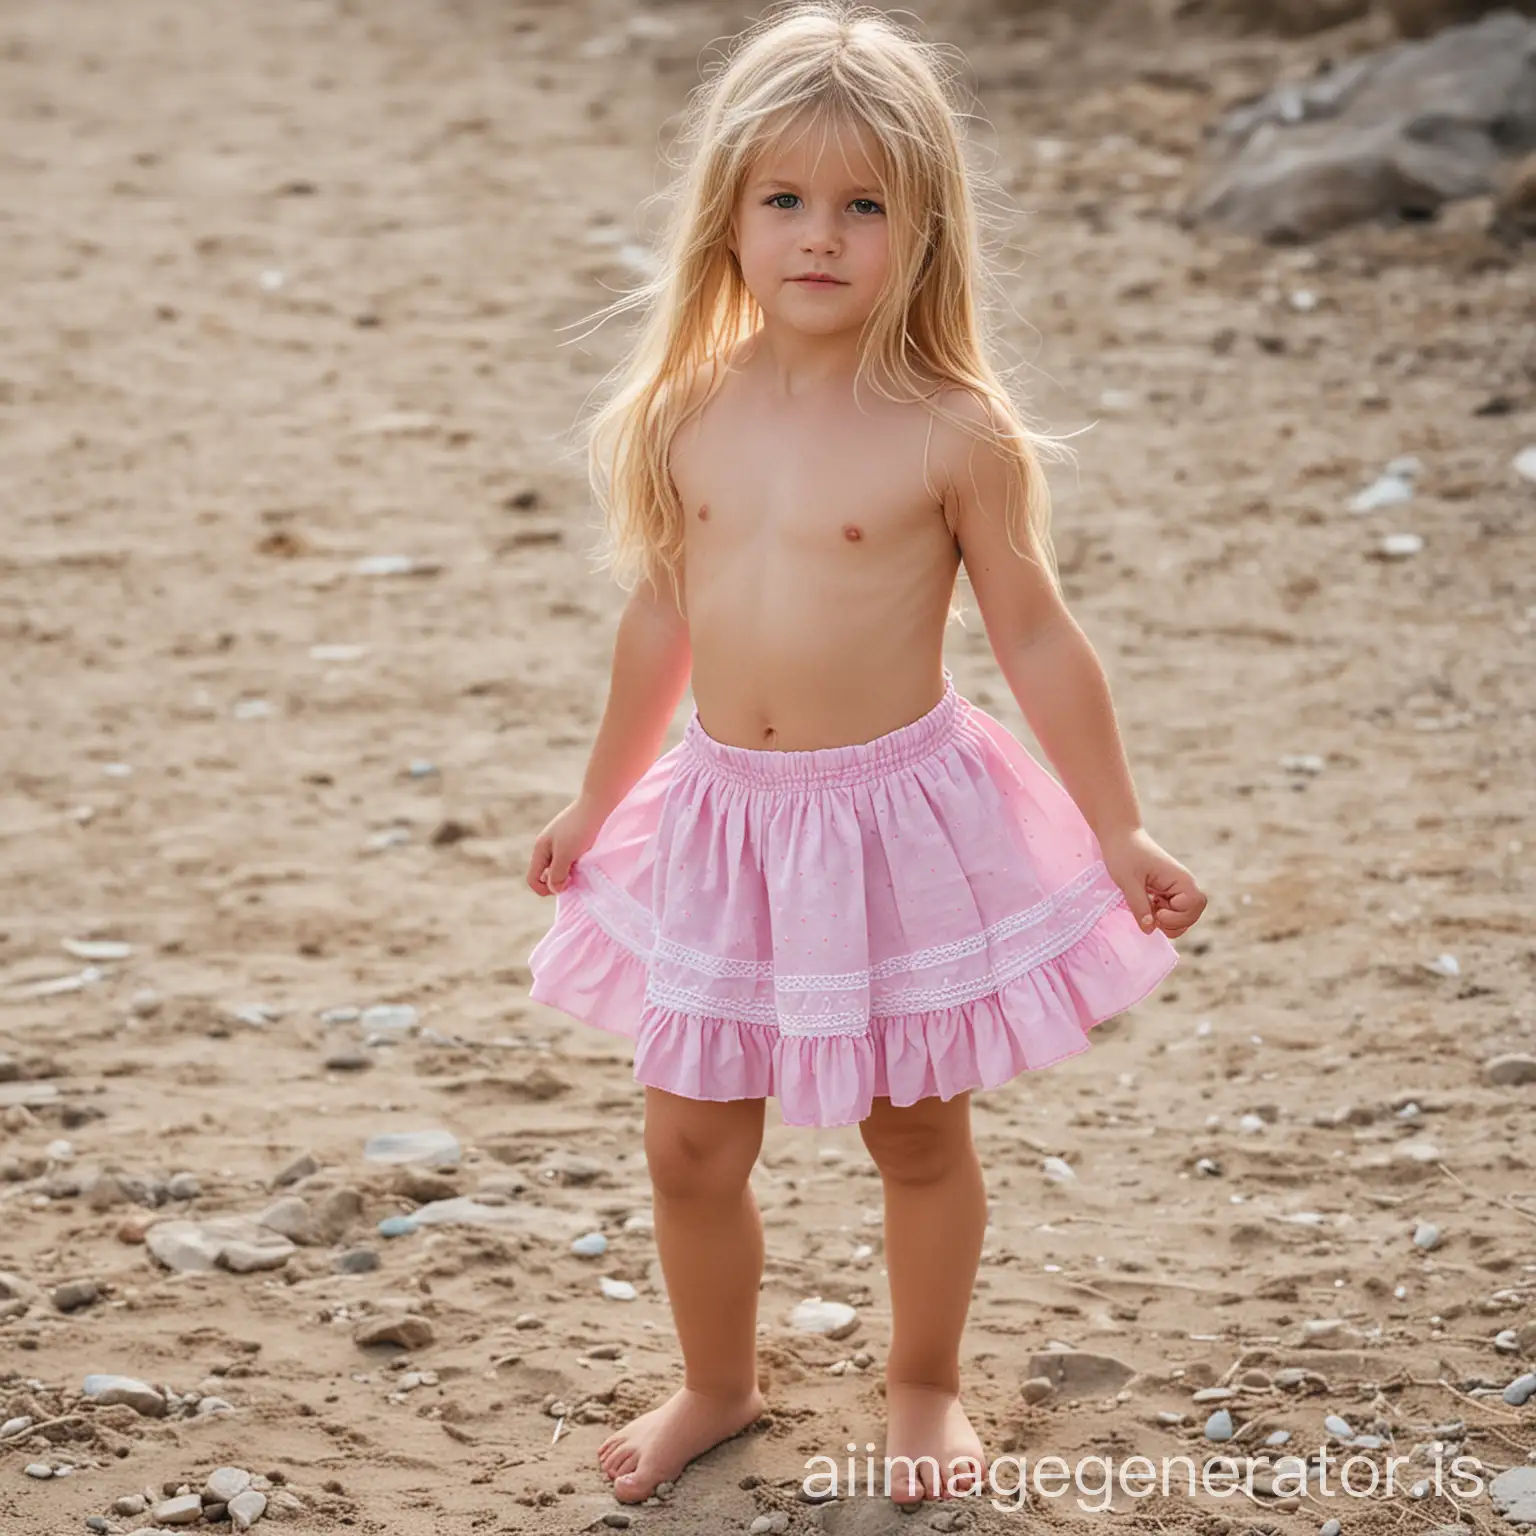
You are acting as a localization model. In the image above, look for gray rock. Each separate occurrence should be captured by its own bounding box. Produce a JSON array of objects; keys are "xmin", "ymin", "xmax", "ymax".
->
[
  {"xmin": 146, "ymin": 1218, "xmax": 295, "ymax": 1274},
  {"xmin": 1021, "ymin": 1376, "xmax": 1055, "ymax": 1404},
  {"xmin": 323, "ymin": 1050, "xmax": 372, "ymax": 1072},
  {"xmin": 272, "ymin": 1153, "xmax": 318, "ymax": 1188},
  {"xmin": 313, "ymin": 1187, "xmax": 364, "ymax": 1243},
  {"xmin": 113, "ymin": 1494, "xmax": 147, "ymax": 1516},
  {"xmin": 152, "ymin": 1494, "xmax": 204, "ymax": 1525},
  {"xmin": 197, "ymin": 1396, "xmax": 235, "ymax": 1416},
  {"xmin": 1490, "ymin": 1466, "xmax": 1536, "ymax": 1525},
  {"xmin": 1320, "ymin": 1522, "xmax": 1342, "ymax": 1536},
  {"xmin": 391, "ymin": 1167, "xmax": 458, "ymax": 1203},
  {"xmin": 257, "ymin": 1197, "xmax": 316, "ymax": 1246},
  {"xmin": 24, "ymin": 1463, "xmax": 52, "ymax": 1479},
  {"xmin": 335, "ymin": 1248, "xmax": 379, "ymax": 1274},
  {"xmin": 1325, "ymin": 1414, "xmax": 1356, "ymax": 1438},
  {"xmin": 1205, "ymin": 1408, "xmax": 1234, "ymax": 1441},
  {"xmin": 1413, "ymin": 1221, "xmax": 1443, "ymax": 1250},
  {"xmin": 53, "ymin": 1279, "xmax": 101, "ymax": 1313},
  {"xmin": 229, "ymin": 1489, "xmax": 267, "ymax": 1530},
  {"xmin": 1485, "ymin": 1053, "xmax": 1536, "ymax": 1086},
  {"xmin": 204, "ymin": 1467, "xmax": 252, "ymax": 1503},
  {"xmin": 166, "ymin": 1173, "xmax": 201, "ymax": 1201},
  {"xmin": 1184, "ymin": 12, "xmax": 1536, "ymax": 241},
  {"xmin": 362, "ymin": 1130, "xmax": 460, "ymax": 1167},
  {"xmin": 82, "ymin": 1374, "xmax": 166, "ymax": 1418},
  {"xmin": 353, "ymin": 1313, "xmax": 434, "ymax": 1349},
  {"xmin": 1025, "ymin": 1348, "xmax": 1134, "ymax": 1397},
  {"xmin": 1503, "ymin": 1371, "xmax": 1536, "ymax": 1407}
]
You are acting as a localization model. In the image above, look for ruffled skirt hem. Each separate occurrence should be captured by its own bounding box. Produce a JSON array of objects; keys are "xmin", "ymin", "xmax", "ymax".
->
[{"xmin": 529, "ymin": 888, "xmax": 1178, "ymax": 1128}]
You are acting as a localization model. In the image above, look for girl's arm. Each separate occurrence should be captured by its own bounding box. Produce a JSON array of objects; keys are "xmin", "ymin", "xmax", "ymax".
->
[
  {"xmin": 938, "ymin": 398, "xmax": 1145, "ymax": 844},
  {"xmin": 576, "ymin": 573, "xmax": 694, "ymax": 821}
]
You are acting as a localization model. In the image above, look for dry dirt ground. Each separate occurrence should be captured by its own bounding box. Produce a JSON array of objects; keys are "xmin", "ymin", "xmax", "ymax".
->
[{"xmin": 1, "ymin": 0, "xmax": 1532, "ymax": 1533}]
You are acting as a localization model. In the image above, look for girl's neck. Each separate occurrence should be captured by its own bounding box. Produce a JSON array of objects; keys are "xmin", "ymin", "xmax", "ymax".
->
[{"xmin": 740, "ymin": 323, "xmax": 866, "ymax": 400}]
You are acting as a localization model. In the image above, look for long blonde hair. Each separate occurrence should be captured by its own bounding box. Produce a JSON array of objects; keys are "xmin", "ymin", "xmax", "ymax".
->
[{"xmin": 575, "ymin": 0, "xmax": 1068, "ymax": 609}]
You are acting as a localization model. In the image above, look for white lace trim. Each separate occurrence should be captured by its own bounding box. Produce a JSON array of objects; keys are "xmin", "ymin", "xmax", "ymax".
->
[{"xmin": 561, "ymin": 860, "xmax": 1130, "ymax": 1038}]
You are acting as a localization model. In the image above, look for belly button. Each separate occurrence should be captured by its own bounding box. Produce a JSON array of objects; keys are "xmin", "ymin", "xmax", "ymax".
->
[
  {"xmin": 843, "ymin": 524, "xmax": 862, "ymax": 541},
  {"xmin": 698, "ymin": 503, "xmax": 710, "ymax": 520}
]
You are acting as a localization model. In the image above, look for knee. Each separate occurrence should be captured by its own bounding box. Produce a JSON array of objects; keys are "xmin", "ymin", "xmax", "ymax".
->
[
  {"xmin": 860, "ymin": 1114, "xmax": 970, "ymax": 1187},
  {"xmin": 645, "ymin": 1115, "xmax": 761, "ymax": 1201}
]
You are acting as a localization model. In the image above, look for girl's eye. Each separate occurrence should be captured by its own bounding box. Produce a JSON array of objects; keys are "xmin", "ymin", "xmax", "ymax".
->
[{"xmin": 763, "ymin": 194, "xmax": 885, "ymax": 215}]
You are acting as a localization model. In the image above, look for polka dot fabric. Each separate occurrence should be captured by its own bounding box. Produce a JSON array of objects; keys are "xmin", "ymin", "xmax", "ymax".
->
[{"xmin": 527, "ymin": 669, "xmax": 1179, "ymax": 1127}]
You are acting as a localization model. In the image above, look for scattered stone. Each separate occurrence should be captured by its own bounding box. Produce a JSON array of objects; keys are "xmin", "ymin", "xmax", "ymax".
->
[
  {"xmin": 166, "ymin": 1173, "xmax": 201, "ymax": 1201},
  {"xmin": 205, "ymin": 1467, "xmax": 252, "ymax": 1503},
  {"xmin": 62, "ymin": 937, "xmax": 133, "ymax": 962},
  {"xmin": 273, "ymin": 1153, "xmax": 318, "ymax": 1188},
  {"xmin": 24, "ymin": 1463, "xmax": 52, "ymax": 1479},
  {"xmin": 1042, "ymin": 1156, "xmax": 1077, "ymax": 1183},
  {"xmin": 1515, "ymin": 446, "xmax": 1536, "ymax": 487},
  {"xmin": 1490, "ymin": 1466, "xmax": 1536, "ymax": 1525},
  {"xmin": 1021, "ymin": 1377, "xmax": 1055, "ymax": 1404},
  {"xmin": 1350, "ymin": 457, "xmax": 1420, "ymax": 513},
  {"xmin": 354, "ymin": 1314, "xmax": 434, "ymax": 1349},
  {"xmin": 1325, "ymin": 1413, "xmax": 1356, "ymax": 1438},
  {"xmin": 361, "ymin": 1004, "xmax": 418, "ymax": 1036},
  {"xmin": 1503, "ymin": 1371, "xmax": 1536, "ymax": 1406},
  {"xmin": 129, "ymin": 989, "xmax": 163, "ymax": 1018},
  {"xmin": 600, "ymin": 1277, "xmax": 638, "ymax": 1302},
  {"xmin": 83, "ymin": 1375, "xmax": 166, "ymax": 1418},
  {"xmin": 391, "ymin": 1167, "xmax": 457, "ymax": 1203},
  {"xmin": 1185, "ymin": 12, "xmax": 1536, "ymax": 241},
  {"xmin": 1320, "ymin": 1522, "xmax": 1342, "ymax": 1536},
  {"xmin": 1192, "ymin": 1387, "xmax": 1235, "ymax": 1402},
  {"xmin": 572, "ymin": 1233, "xmax": 608, "ymax": 1258},
  {"xmin": 323, "ymin": 1050, "xmax": 372, "ymax": 1072},
  {"xmin": 378, "ymin": 1215, "xmax": 420, "ymax": 1239},
  {"xmin": 363, "ymin": 1130, "xmax": 461, "ymax": 1167},
  {"xmin": 1380, "ymin": 532, "xmax": 1424, "ymax": 559},
  {"xmin": 229, "ymin": 1489, "xmax": 267, "ymax": 1530},
  {"xmin": 1, "ymin": 1416, "xmax": 32, "ymax": 1438},
  {"xmin": 1025, "ymin": 1349, "xmax": 1134, "ymax": 1397},
  {"xmin": 1484, "ymin": 1053, "xmax": 1536, "ymax": 1086},
  {"xmin": 146, "ymin": 1218, "xmax": 296, "ymax": 1274},
  {"xmin": 257, "ymin": 1197, "xmax": 316, "ymax": 1246},
  {"xmin": 1301, "ymin": 1318, "xmax": 1366, "ymax": 1348},
  {"xmin": 53, "ymin": 1279, "xmax": 101, "ymax": 1313},
  {"xmin": 114, "ymin": 1495, "xmax": 148, "ymax": 1517},
  {"xmin": 1205, "ymin": 1408, "xmax": 1234, "ymax": 1441},
  {"xmin": 313, "ymin": 1187, "xmax": 364, "ymax": 1243},
  {"xmin": 789, "ymin": 1298, "xmax": 858, "ymax": 1338},
  {"xmin": 1413, "ymin": 1222, "xmax": 1443, "ymax": 1250},
  {"xmin": 336, "ymin": 1248, "xmax": 380, "ymax": 1274},
  {"xmin": 600, "ymin": 1515, "xmax": 631, "ymax": 1530},
  {"xmin": 153, "ymin": 1494, "xmax": 204, "ymax": 1525}
]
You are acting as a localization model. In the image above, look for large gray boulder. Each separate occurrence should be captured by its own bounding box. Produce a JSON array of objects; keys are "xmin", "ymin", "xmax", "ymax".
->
[{"xmin": 1184, "ymin": 10, "xmax": 1536, "ymax": 241}]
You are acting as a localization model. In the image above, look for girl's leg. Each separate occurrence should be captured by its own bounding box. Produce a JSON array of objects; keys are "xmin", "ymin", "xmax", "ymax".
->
[
  {"xmin": 859, "ymin": 1091, "xmax": 989, "ymax": 1504},
  {"xmin": 598, "ymin": 1086, "xmax": 768, "ymax": 1502}
]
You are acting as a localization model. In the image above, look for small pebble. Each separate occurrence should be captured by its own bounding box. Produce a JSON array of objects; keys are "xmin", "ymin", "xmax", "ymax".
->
[
  {"xmin": 1325, "ymin": 1414, "xmax": 1355, "ymax": 1438},
  {"xmin": 572, "ymin": 1233, "xmax": 608, "ymax": 1258},
  {"xmin": 1320, "ymin": 1521, "xmax": 1342, "ymax": 1536},
  {"xmin": 1503, "ymin": 1371, "xmax": 1536, "ymax": 1407},
  {"xmin": 1204, "ymin": 1409, "xmax": 1233, "ymax": 1442},
  {"xmin": 24, "ymin": 1463, "xmax": 52, "ymax": 1479},
  {"xmin": 600, "ymin": 1277, "xmax": 637, "ymax": 1302},
  {"xmin": 378, "ymin": 1215, "xmax": 420, "ymax": 1239},
  {"xmin": 1413, "ymin": 1222, "xmax": 1442, "ymax": 1251}
]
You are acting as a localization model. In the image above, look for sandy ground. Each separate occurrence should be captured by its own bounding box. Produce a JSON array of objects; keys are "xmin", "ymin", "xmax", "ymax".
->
[{"xmin": 1, "ymin": 0, "xmax": 1533, "ymax": 1532}]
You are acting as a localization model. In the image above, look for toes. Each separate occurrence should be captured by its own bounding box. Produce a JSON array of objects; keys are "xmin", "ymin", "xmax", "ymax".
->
[{"xmin": 614, "ymin": 1469, "xmax": 654, "ymax": 1504}]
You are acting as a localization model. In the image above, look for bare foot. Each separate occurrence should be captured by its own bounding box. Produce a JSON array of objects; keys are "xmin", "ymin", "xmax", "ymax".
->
[
  {"xmin": 597, "ymin": 1384, "xmax": 767, "ymax": 1503},
  {"xmin": 882, "ymin": 1382, "xmax": 987, "ymax": 1504}
]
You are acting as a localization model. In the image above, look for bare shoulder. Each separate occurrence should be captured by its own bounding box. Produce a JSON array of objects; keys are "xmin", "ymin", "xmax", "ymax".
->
[{"xmin": 922, "ymin": 383, "xmax": 1012, "ymax": 498}]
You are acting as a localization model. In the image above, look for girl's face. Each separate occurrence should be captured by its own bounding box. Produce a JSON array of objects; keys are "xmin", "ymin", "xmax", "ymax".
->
[{"xmin": 731, "ymin": 115, "xmax": 891, "ymax": 337}]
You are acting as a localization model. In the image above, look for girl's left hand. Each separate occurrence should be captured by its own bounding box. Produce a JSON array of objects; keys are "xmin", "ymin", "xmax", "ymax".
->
[{"xmin": 1100, "ymin": 828, "xmax": 1208, "ymax": 940}]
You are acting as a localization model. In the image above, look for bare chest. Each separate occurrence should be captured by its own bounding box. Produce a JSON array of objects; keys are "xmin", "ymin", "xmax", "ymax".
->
[{"xmin": 672, "ymin": 393, "xmax": 944, "ymax": 552}]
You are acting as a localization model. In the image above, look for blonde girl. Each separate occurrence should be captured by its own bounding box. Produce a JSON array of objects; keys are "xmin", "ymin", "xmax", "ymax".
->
[{"xmin": 526, "ymin": 0, "xmax": 1206, "ymax": 1508}]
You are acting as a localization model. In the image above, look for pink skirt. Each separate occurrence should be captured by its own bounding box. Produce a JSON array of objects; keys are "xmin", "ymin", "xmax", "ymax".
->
[{"xmin": 527, "ymin": 669, "xmax": 1179, "ymax": 1128}]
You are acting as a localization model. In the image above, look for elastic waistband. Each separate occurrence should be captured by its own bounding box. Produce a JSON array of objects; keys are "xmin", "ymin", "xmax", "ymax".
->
[{"xmin": 682, "ymin": 669, "xmax": 968, "ymax": 790}]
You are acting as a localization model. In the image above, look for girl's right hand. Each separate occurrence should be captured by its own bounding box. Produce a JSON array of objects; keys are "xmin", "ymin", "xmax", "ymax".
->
[{"xmin": 525, "ymin": 794, "xmax": 609, "ymax": 897}]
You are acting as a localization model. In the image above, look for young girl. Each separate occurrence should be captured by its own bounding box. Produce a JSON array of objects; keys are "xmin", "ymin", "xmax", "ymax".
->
[{"xmin": 525, "ymin": 0, "xmax": 1207, "ymax": 1508}]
